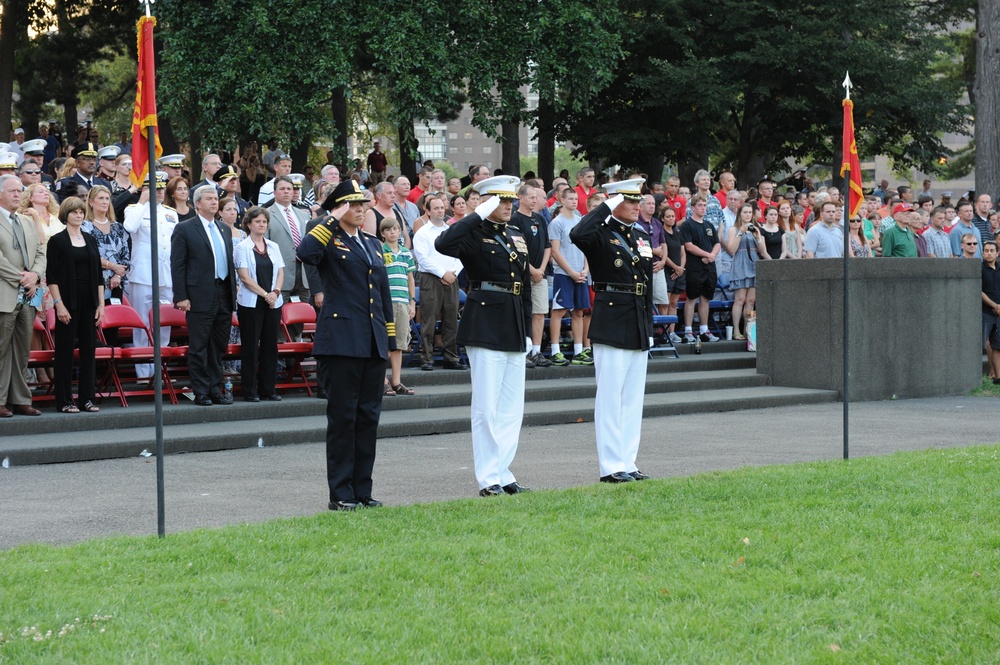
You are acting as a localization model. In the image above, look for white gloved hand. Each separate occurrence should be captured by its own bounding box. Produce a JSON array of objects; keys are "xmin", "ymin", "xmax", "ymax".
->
[
  {"xmin": 649, "ymin": 337, "xmax": 655, "ymax": 348},
  {"xmin": 475, "ymin": 195, "xmax": 501, "ymax": 219},
  {"xmin": 605, "ymin": 194, "xmax": 625, "ymax": 211},
  {"xmin": 526, "ymin": 337, "xmax": 532, "ymax": 350}
]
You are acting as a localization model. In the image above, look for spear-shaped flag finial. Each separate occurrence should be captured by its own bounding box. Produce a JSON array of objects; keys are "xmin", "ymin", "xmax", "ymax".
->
[{"xmin": 843, "ymin": 71, "xmax": 852, "ymax": 100}]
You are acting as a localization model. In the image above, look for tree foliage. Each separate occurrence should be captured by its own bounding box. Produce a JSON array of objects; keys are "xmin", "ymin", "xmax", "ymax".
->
[{"xmin": 558, "ymin": 0, "xmax": 971, "ymax": 186}]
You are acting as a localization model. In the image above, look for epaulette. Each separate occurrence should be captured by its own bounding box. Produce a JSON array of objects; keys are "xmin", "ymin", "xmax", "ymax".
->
[{"xmin": 163, "ymin": 205, "xmax": 176, "ymax": 211}]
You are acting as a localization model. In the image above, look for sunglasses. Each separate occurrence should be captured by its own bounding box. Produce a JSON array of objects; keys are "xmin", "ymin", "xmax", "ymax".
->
[
  {"xmin": 23, "ymin": 169, "xmax": 40, "ymax": 175},
  {"xmin": 965, "ymin": 242, "xmax": 978, "ymax": 246}
]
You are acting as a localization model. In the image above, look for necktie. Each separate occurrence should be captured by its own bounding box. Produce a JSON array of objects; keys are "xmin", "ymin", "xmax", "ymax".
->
[
  {"xmin": 208, "ymin": 221, "xmax": 228, "ymax": 280},
  {"xmin": 354, "ymin": 234, "xmax": 371, "ymax": 264},
  {"xmin": 9, "ymin": 213, "xmax": 30, "ymax": 267},
  {"xmin": 285, "ymin": 207, "xmax": 301, "ymax": 247}
]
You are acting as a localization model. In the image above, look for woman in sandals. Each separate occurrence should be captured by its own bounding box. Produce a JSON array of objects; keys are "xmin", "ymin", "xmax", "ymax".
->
[{"xmin": 46, "ymin": 196, "xmax": 105, "ymax": 413}]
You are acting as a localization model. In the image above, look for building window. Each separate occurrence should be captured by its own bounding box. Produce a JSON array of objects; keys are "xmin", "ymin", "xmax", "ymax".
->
[
  {"xmin": 448, "ymin": 147, "xmax": 457, "ymax": 154},
  {"xmin": 482, "ymin": 146, "xmax": 492, "ymax": 154},
  {"xmin": 464, "ymin": 147, "xmax": 473, "ymax": 154},
  {"xmin": 448, "ymin": 132, "xmax": 457, "ymax": 139},
  {"xmin": 464, "ymin": 132, "xmax": 473, "ymax": 140}
]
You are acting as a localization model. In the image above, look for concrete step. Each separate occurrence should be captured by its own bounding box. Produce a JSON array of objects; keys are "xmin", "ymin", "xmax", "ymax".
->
[
  {"xmin": 2, "ymin": 355, "xmax": 757, "ymax": 436},
  {"xmin": 2, "ymin": 385, "xmax": 837, "ymax": 466}
]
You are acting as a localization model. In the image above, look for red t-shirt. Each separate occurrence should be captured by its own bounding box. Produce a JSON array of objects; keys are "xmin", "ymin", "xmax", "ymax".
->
[
  {"xmin": 575, "ymin": 185, "xmax": 596, "ymax": 215},
  {"xmin": 407, "ymin": 185, "xmax": 425, "ymax": 205},
  {"xmin": 715, "ymin": 190, "xmax": 729, "ymax": 208},
  {"xmin": 755, "ymin": 198, "xmax": 778, "ymax": 219},
  {"xmin": 665, "ymin": 195, "xmax": 686, "ymax": 221}
]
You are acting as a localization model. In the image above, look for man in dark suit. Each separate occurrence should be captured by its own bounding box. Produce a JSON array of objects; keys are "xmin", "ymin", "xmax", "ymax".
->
[
  {"xmin": 170, "ymin": 186, "xmax": 237, "ymax": 406},
  {"xmin": 296, "ymin": 180, "xmax": 395, "ymax": 511},
  {"xmin": 188, "ymin": 153, "xmax": 223, "ymax": 203},
  {"xmin": 267, "ymin": 176, "xmax": 311, "ymax": 339},
  {"xmin": 56, "ymin": 143, "xmax": 111, "ymax": 201}
]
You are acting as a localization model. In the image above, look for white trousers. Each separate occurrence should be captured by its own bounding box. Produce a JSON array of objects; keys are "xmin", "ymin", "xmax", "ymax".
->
[
  {"xmin": 467, "ymin": 346, "xmax": 526, "ymax": 489},
  {"xmin": 126, "ymin": 282, "xmax": 173, "ymax": 378},
  {"xmin": 593, "ymin": 343, "xmax": 648, "ymax": 477}
]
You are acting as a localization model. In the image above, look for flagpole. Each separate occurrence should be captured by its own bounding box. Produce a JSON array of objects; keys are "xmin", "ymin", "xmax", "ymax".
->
[
  {"xmin": 841, "ymin": 72, "xmax": 851, "ymax": 461},
  {"xmin": 139, "ymin": 0, "xmax": 166, "ymax": 536}
]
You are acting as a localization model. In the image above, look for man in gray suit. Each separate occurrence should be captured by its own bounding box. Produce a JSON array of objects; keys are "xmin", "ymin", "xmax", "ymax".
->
[
  {"xmin": 0, "ymin": 174, "xmax": 46, "ymax": 417},
  {"xmin": 266, "ymin": 176, "xmax": 311, "ymax": 338}
]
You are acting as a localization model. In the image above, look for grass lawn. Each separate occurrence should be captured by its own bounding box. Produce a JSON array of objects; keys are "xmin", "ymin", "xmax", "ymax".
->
[
  {"xmin": 971, "ymin": 374, "xmax": 1000, "ymax": 397},
  {"xmin": 2, "ymin": 447, "xmax": 1000, "ymax": 663}
]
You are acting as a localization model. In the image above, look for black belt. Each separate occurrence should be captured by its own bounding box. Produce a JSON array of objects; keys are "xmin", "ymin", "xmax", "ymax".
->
[
  {"xmin": 594, "ymin": 282, "xmax": 646, "ymax": 296},
  {"xmin": 470, "ymin": 280, "xmax": 522, "ymax": 295},
  {"xmin": 215, "ymin": 278, "xmax": 228, "ymax": 285}
]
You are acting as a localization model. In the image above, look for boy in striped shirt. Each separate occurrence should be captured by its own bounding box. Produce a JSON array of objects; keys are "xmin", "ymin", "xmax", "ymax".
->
[{"xmin": 381, "ymin": 217, "xmax": 416, "ymax": 395}]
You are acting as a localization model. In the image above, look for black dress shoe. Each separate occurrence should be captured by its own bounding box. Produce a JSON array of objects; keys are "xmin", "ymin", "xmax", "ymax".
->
[
  {"xmin": 211, "ymin": 393, "xmax": 233, "ymax": 405},
  {"xmin": 479, "ymin": 484, "xmax": 504, "ymax": 497},
  {"xmin": 316, "ymin": 389, "xmax": 327, "ymax": 399},
  {"xmin": 443, "ymin": 361, "xmax": 468, "ymax": 370},
  {"xmin": 420, "ymin": 363, "xmax": 434, "ymax": 371},
  {"xmin": 243, "ymin": 396, "xmax": 260, "ymax": 402},
  {"xmin": 194, "ymin": 395, "xmax": 213, "ymax": 406},
  {"xmin": 357, "ymin": 497, "xmax": 383, "ymax": 508},
  {"xmin": 263, "ymin": 395, "xmax": 282, "ymax": 401},
  {"xmin": 502, "ymin": 482, "xmax": 531, "ymax": 494},
  {"xmin": 629, "ymin": 470, "xmax": 651, "ymax": 481},
  {"xmin": 328, "ymin": 500, "xmax": 359, "ymax": 511},
  {"xmin": 600, "ymin": 472, "xmax": 635, "ymax": 483}
]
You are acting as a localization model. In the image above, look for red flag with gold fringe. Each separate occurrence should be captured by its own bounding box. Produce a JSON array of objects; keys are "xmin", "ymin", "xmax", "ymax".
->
[
  {"xmin": 130, "ymin": 16, "xmax": 162, "ymax": 188},
  {"xmin": 840, "ymin": 99, "xmax": 863, "ymax": 219}
]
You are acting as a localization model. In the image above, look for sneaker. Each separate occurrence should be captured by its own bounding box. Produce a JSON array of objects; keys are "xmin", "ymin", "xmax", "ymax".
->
[
  {"xmin": 571, "ymin": 348, "xmax": 594, "ymax": 365},
  {"xmin": 530, "ymin": 352, "xmax": 552, "ymax": 368},
  {"xmin": 525, "ymin": 354, "xmax": 536, "ymax": 369},
  {"xmin": 682, "ymin": 333, "xmax": 698, "ymax": 344},
  {"xmin": 699, "ymin": 332, "xmax": 720, "ymax": 343},
  {"xmin": 550, "ymin": 352, "xmax": 570, "ymax": 366},
  {"xmin": 668, "ymin": 332, "xmax": 683, "ymax": 344}
]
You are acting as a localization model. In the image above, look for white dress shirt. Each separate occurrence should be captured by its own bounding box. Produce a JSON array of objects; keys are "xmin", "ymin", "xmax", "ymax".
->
[{"xmin": 411, "ymin": 221, "xmax": 462, "ymax": 277}]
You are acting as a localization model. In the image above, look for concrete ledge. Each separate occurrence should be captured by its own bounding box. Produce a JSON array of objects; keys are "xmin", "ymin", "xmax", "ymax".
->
[{"xmin": 756, "ymin": 258, "xmax": 981, "ymax": 400}]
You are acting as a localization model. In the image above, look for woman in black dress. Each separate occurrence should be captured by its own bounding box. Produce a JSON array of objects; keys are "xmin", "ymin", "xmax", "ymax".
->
[
  {"xmin": 46, "ymin": 197, "xmax": 106, "ymax": 413},
  {"xmin": 759, "ymin": 206, "xmax": 784, "ymax": 260}
]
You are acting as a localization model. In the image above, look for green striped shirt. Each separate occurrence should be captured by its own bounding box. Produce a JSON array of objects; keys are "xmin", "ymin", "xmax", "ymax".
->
[{"xmin": 382, "ymin": 242, "xmax": 415, "ymax": 304}]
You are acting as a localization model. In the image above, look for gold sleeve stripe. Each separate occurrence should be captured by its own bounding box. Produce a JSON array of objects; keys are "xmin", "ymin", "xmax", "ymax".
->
[
  {"xmin": 309, "ymin": 226, "xmax": 332, "ymax": 245},
  {"xmin": 386, "ymin": 322, "xmax": 396, "ymax": 336}
]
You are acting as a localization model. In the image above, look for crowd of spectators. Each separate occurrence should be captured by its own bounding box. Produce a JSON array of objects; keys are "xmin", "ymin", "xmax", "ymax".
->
[{"xmin": 4, "ymin": 123, "xmax": 1000, "ymax": 413}]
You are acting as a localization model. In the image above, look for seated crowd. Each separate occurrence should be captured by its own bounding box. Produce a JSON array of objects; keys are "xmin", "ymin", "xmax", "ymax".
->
[{"xmin": 2, "ymin": 127, "xmax": 998, "ymax": 414}]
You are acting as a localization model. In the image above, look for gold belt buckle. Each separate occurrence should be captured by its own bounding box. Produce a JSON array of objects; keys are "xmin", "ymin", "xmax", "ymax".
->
[
  {"xmin": 509, "ymin": 251, "xmax": 519, "ymax": 262},
  {"xmin": 635, "ymin": 284, "xmax": 645, "ymax": 296},
  {"xmin": 512, "ymin": 282, "xmax": 522, "ymax": 295}
]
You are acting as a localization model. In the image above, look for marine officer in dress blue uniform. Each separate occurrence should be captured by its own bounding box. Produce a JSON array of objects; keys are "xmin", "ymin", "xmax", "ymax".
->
[
  {"xmin": 435, "ymin": 175, "xmax": 534, "ymax": 497},
  {"xmin": 296, "ymin": 179, "xmax": 396, "ymax": 512},
  {"xmin": 570, "ymin": 178, "xmax": 655, "ymax": 484}
]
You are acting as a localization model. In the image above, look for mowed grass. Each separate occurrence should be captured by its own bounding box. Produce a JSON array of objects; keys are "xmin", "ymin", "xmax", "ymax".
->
[
  {"xmin": 972, "ymin": 374, "xmax": 1000, "ymax": 397},
  {"xmin": 3, "ymin": 448, "xmax": 1000, "ymax": 663}
]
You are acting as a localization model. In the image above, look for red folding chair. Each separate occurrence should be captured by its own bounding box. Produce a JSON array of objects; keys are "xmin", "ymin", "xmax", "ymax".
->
[
  {"xmin": 276, "ymin": 302, "xmax": 317, "ymax": 395},
  {"xmin": 27, "ymin": 314, "xmax": 56, "ymax": 401},
  {"xmin": 97, "ymin": 304, "xmax": 181, "ymax": 406}
]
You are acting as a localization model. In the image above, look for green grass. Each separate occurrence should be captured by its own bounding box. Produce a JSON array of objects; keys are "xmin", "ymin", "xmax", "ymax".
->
[
  {"xmin": 3, "ymin": 448, "xmax": 1000, "ymax": 663},
  {"xmin": 971, "ymin": 374, "xmax": 1000, "ymax": 397}
]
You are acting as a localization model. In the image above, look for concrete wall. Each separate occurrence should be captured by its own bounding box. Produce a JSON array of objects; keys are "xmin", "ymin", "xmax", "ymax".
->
[{"xmin": 756, "ymin": 259, "xmax": 982, "ymax": 401}]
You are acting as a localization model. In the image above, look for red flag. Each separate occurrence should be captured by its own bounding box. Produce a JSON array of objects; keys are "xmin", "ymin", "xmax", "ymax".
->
[
  {"xmin": 840, "ymin": 99, "xmax": 863, "ymax": 219},
  {"xmin": 130, "ymin": 16, "xmax": 162, "ymax": 188}
]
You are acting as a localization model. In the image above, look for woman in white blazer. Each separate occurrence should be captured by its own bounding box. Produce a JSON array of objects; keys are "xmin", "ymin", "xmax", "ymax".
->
[{"xmin": 234, "ymin": 206, "xmax": 285, "ymax": 401}]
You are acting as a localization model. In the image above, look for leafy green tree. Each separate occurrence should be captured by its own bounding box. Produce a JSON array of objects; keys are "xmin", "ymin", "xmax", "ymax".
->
[{"xmin": 559, "ymin": 0, "xmax": 970, "ymax": 188}]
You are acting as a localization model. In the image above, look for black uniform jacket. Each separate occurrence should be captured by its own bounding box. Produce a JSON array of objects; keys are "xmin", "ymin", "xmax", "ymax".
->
[
  {"xmin": 435, "ymin": 212, "xmax": 532, "ymax": 352},
  {"xmin": 570, "ymin": 201, "xmax": 654, "ymax": 350},
  {"xmin": 296, "ymin": 216, "xmax": 395, "ymax": 361}
]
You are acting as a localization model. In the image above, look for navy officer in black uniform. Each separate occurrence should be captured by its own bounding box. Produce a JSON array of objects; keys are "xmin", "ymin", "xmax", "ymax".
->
[
  {"xmin": 435, "ymin": 175, "xmax": 533, "ymax": 497},
  {"xmin": 296, "ymin": 180, "xmax": 396, "ymax": 511},
  {"xmin": 57, "ymin": 143, "xmax": 112, "ymax": 201},
  {"xmin": 570, "ymin": 178, "xmax": 654, "ymax": 484}
]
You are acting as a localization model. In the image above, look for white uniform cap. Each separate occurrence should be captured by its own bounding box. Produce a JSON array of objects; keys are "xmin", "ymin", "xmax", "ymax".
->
[{"xmin": 473, "ymin": 175, "xmax": 520, "ymax": 199}]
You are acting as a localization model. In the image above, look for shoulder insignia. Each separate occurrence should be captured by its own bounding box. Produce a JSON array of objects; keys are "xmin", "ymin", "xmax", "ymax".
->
[{"xmin": 163, "ymin": 205, "xmax": 176, "ymax": 211}]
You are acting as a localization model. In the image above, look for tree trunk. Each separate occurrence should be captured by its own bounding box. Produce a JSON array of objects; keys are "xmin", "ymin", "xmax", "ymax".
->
[
  {"xmin": 975, "ymin": 0, "xmax": 1000, "ymax": 199},
  {"xmin": 536, "ymin": 98, "xmax": 555, "ymax": 189},
  {"xmin": 643, "ymin": 156, "xmax": 666, "ymax": 186},
  {"xmin": 158, "ymin": 116, "xmax": 180, "ymax": 155},
  {"xmin": 331, "ymin": 86, "xmax": 348, "ymax": 167},
  {"xmin": 678, "ymin": 156, "xmax": 708, "ymax": 189},
  {"xmin": 189, "ymin": 130, "xmax": 202, "ymax": 183},
  {"xmin": 501, "ymin": 120, "xmax": 520, "ymax": 176},
  {"xmin": 0, "ymin": 0, "xmax": 29, "ymax": 138},
  {"xmin": 397, "ymin": 118, "xmax": 417, "ymax": 183},
  {"xmin": 291, "ymin": 135, "xmax": 310, "ymax": 173}
]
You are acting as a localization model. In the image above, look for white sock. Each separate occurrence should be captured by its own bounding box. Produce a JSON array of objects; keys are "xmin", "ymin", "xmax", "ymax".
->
[
  {"xmin": 551, "ymin": 343, "xmax": 561, "ymax": 355},
  {"xmin": 532, "ymin": 345, "xmax": 541, "ymax": 354},
  {"xmin": 684, "ymin": 326, "xmax": 693, "ymax": 334},
  {"xmin": 700, "ymin": 325, "xmax": 709, "ymax": 334},
  {"xmin": 574, "ymin": 343, "xmax": 583, "ymax": 355}
]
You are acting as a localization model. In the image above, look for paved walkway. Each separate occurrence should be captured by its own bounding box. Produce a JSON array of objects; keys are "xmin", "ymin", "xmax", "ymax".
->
[{"xmin": 1, "ymin": 396, "xmax": 996, "ymax": 550}]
